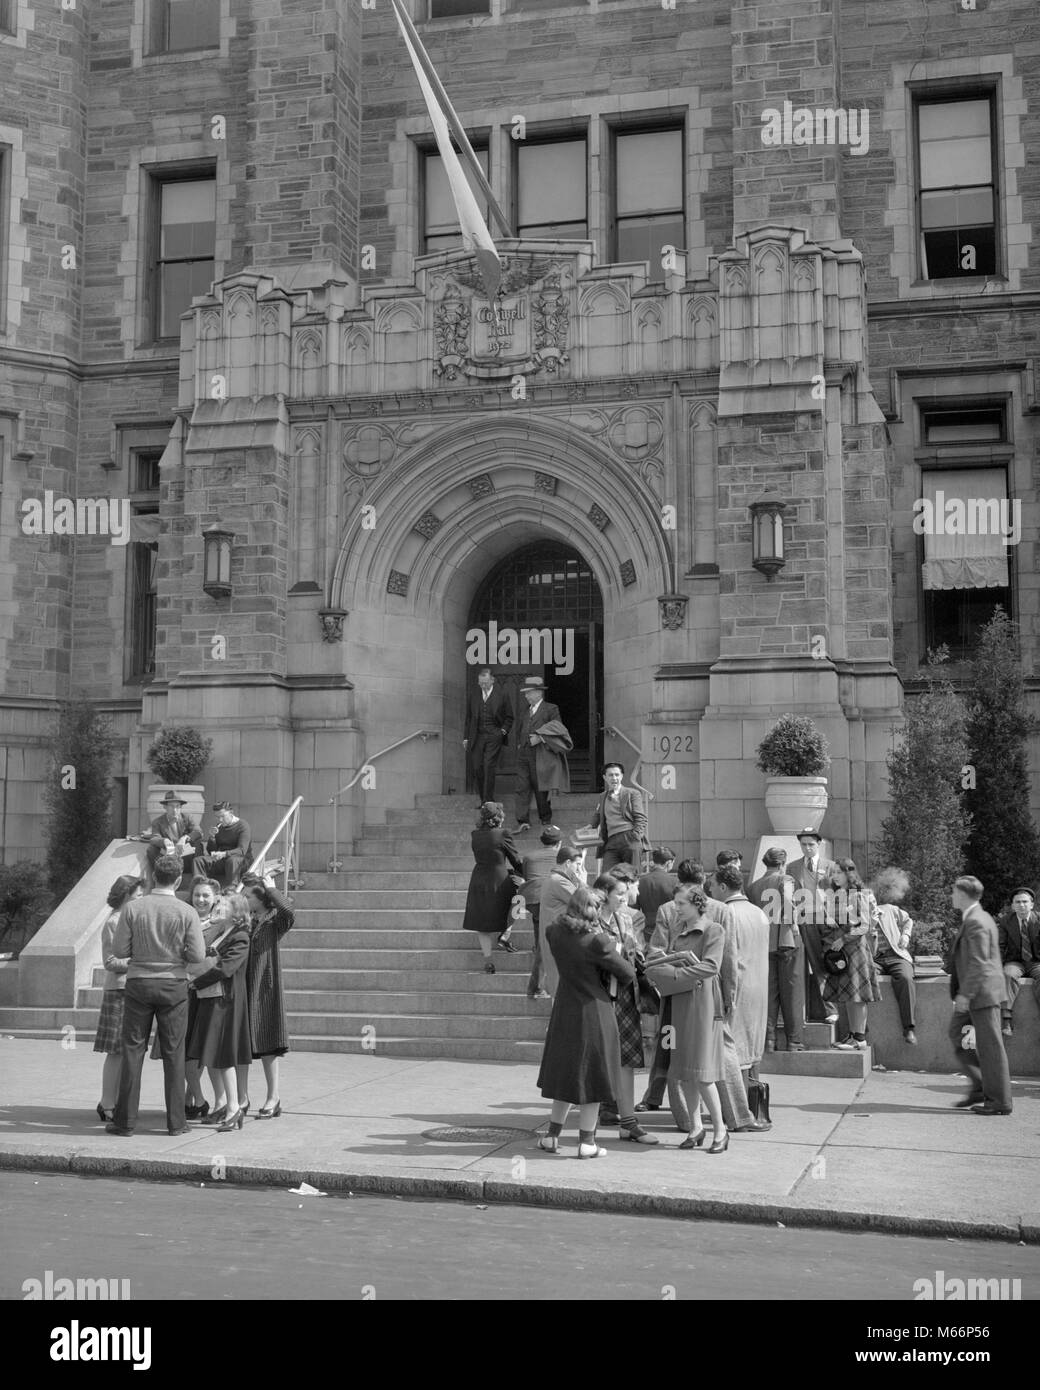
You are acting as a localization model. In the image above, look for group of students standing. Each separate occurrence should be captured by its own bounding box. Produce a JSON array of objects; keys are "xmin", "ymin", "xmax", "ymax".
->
[{"xmin": 94, "ymin": 853, "xmax": 295, "ymax": 1136}]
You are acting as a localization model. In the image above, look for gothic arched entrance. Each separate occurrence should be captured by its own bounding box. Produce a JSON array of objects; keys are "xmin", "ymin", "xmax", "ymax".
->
[{"xmin": 468, "ymin": 540, "xmax": 604, "ymax": 792}]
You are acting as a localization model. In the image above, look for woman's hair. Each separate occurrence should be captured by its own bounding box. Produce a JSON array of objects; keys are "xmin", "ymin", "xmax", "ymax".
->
[
  {"xmin": 676, "ymin": 885, "xmax": 709, "ymax": 915},
  {"xmin": 106, "ymin": 874, "xmax": 144, "ymax": 910},
  {"xmin": 592, "ymin": 872, "xmax": 622, "ymax": 897},
  {"xmin": 609, "ymin": 862, "xmax": 638, "ymax": 884},
  {"xmin": 829, "ymin": 857, "xmax": 864, "ymax": 892},
  {"xmin": 191, "ymin": 877, "xmax": 222, "ymax": 898},
  {"xmin": 223, "ymin": 892, "xmax": 253, "ymax": 929},
  {"xmin": 558, "ymin": 885, "xmax": 604, "ymax": 930},
  {"xmin": 872, "ymin": 867, "xmax": 910, "ymax": 905},
  {"xmin": 477, "ymin": 801, "xmax": 505, "ymax": 829},
  {"xmin": 244, "ymin": 883, "xmax": 276, "ymax": 912},
  {"xmin": 675, "ymin": 859, "xmax": 704, "ymax": 885}
]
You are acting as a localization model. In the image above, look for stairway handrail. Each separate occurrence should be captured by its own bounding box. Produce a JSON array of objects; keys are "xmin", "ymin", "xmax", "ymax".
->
[
  {"xmin": 246, "ymin": 794, "xmax": 303, "ymax": 895},
  {"xmin": 327, "ymin": 730, "xmax": 441, "ymax": 873}
]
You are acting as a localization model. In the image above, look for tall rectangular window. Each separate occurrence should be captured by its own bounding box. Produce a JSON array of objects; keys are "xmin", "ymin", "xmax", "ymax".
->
[
  {"xmin": 516, "ymin": 137, "xmax": 587, "ymax": 240},
  {"xmin": 125, "ymin": 448, "xmax": 163, "ymax": 684},
  {"xmin": 613, "ymin": 127, "xmax": 684, "ymax": 273},
  {"xmin": 148, "ymin": 0, "xmax": 219, "ymax": 54},
  {"xmin": 428, "ymin": 0, "xmax": 489, "ymax": 15},
  {"xmin": 151, "ymin": 173, "xmax": 215, "ymax": 340},
  {"xmin": 0, "ymin": 2, "xmax": 15, "ymax": 37},
  {"xmin": 422, "ymin": 146, "xmax": 489, "ymax": 253},
  {"xmin": 916, "ymin": 95, "xmax": 997, "ymax": 279}
]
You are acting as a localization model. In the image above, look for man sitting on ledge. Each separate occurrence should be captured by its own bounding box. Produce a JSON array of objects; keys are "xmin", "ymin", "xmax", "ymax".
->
[
  {"xmin": 146, "ymin": 792, "xmax": 205, "ymax": 883},
  {"xmin": 196, "ymin": 800, "xmax": 252, "ymax": 890}
]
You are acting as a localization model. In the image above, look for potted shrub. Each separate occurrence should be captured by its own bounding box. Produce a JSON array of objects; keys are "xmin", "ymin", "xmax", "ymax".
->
[
  {"xmin": 756, "ymin": 714, "xmax": 831, "ymax": 835},
  {"xmin": 144, "ymin": 725, "xmax": 213, "ymax": 822}
]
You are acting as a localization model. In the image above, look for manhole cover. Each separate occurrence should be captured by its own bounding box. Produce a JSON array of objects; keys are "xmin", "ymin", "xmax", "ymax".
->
[{"xmin": 421, "ymin": 1126, "xmax": 531, "ymax": 1143}]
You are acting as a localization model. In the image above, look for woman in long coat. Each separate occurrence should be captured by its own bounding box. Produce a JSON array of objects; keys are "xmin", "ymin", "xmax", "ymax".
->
[
  {"xmin": 536, "ymin": 884, "xmax": 637, "ymax": 1158},
  {"xmin": 186, "ymin": 894, "xmax": 253, "ymax": 1132},
  {"xmin": 239, "ymin": 879, "xmax": 295, "ymax": 1117},
  {"xmin": 462, "ymin": 802, "xmax": 524, "ymax": 974},
  {"xmin": 646, "ymin": 887, "xmax": 731, "ymax": 1154}
]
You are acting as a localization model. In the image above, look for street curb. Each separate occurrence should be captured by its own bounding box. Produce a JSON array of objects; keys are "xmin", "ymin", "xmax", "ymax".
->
[{"xmin": 0, "ymin": 1148, "xmax": 1030, "ymax": 1244}]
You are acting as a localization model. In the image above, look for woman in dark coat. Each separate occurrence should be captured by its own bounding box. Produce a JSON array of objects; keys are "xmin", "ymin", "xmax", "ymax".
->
[
  {"xmin": 462, "ymin": 802, "xmax": 524, "ymax": 974},
  {"xmin": 536, "ymin": 885, "xmax": 637, "ymax": 1159},
  {"xmin": 239, "ymin": 879, "xmax": 295, "ymax": 1117},
  {"xmin": 187, "ymin": 894, "xmax": 253, "ymax": 1132}
]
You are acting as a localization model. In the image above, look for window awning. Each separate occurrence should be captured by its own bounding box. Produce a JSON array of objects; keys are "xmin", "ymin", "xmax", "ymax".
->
[{"xmin": 921, "ymin": 468, "xmax": 1009, "ymax": 590}]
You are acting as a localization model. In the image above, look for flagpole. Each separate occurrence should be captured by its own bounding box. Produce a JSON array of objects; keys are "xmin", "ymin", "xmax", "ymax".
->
[{"xmin": 389, "ymin": 0, "xmax": 513, "ymax": 239}]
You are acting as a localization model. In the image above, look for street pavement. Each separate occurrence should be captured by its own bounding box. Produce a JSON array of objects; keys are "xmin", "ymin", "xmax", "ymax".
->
[{"xmin": 0, "ymin": 1038, "xmax": 1037, "ymax": 1242}]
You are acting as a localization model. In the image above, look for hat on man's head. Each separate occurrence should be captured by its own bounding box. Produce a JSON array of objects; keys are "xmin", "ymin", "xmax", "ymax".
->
[
  {"xmin": 1013, "ymin": 886, "xmax": 1035, "ymax": 900},
  {"xmin": 521, "ymin": 676, "xmax": 548, "ymax": 692},
  {"xmin": 540, "ymin": 826, "xmax": 562, "ymax": 846},
  {"xmin": 161, "ymin": 791, "xmax": 187, "ymax": 806},
  {"xmin": 796, "ymin": 827, "xmax": 823, "ymax": 841},
  {"xmin": 212, "ymin": 800, "xmax": 234, "ymax": 812}
]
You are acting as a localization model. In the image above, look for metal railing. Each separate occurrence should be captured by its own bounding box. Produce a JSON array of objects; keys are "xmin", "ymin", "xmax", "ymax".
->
[
  {"xmin": 603, "ymin": 725, "xmax": 656, "ymax": 851},
  {"xmin": 246, "ymin": 795, "xmax": 304, "ymax": 894},
  {"xmin": 327, "ymin": 730, "xmax": 441, "ymax": 872}
]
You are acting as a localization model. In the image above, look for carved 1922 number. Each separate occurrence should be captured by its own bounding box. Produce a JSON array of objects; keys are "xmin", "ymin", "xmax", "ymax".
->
[{"xmin": 651, "ymin": 735, "xmax": 696, "ymax": 756}]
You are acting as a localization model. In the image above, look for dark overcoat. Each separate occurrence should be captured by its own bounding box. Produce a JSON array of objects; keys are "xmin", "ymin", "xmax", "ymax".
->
[
  {"xmin": 536, "ymin": 916, "xmax": 636, "ymax": 1103},
  {"xmin": 187, "ymin": 923, "xmax": 252, "ymax": 1069},
  {"xmin": 246, "ymin": 885, "xmax": 295, "ymax": 1057},
  {"xmin": 462, "ymin": 827, "xmax": 524, "ymax": 934}
]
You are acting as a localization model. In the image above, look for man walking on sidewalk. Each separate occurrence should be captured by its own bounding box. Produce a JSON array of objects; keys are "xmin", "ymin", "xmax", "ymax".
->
[
  {"xmin": 107, "ymin": 854, "xmax": 206, "ymax": 1137},
  {"xmin": 948, "ymin": 875, "xmax": 1012, "ymax": 1116}
]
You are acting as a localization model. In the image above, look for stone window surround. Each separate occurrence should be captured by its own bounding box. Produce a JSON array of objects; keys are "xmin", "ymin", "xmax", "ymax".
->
[
  {"xmin": 130, "ymin": 0, "xmax": 234, "ymax": 67},
  {"xmin": 0, "ymin": 0, "xmax": 34, "ymax": 49},
  {"xmin": 388, "ymin": 90, "xmax": 708, "ymax": 285},
  {"xmin": 0, "ymin": 125, "xmax": 28, "ymax": 334},
  {"xmin": 887, "ymin": 370, "xmax": 1028, "ymax": 666},
  {"xmin": 417, "ymin": 0, "xmax": 667, "ymax": 25},
  {"xmin": 883, "ymin": 54, "xmax": 1029, "ymax": 298},
  {"xmin": 119, "ymin": 145, "xmax": 233, "ymax": 356}
]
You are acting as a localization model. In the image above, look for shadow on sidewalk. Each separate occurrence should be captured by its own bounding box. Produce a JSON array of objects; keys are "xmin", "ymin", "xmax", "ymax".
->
[{"xmin": 0, "ymin": 1104, "xmax": 184, "ymax": 1136}]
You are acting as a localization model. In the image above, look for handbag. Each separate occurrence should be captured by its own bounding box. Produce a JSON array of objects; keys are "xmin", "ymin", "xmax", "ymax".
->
[
  {"xmin": 746, "ymin": 1077, "xmax": 771, "ymax": 1124},
  {"xmin": 635, "ymin": 968, "xmax": 661, "ymax": 1015},
  {"xmin": 823, "ymin": 944, "xmax": 849, "ymax": 974}
]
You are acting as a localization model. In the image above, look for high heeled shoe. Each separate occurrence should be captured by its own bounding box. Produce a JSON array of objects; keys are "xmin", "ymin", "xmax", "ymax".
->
[
  {"xmin": 708, "ymin": 1129, "xmax": 730, "ymax": 1154},
  {"xmin": 96, "ymin": 1103, "xmax": 112, "ymax": 1123},
  {"xmin": 197, "ymin": 1100, "xmax": 210, "ymax": 1119},
  {"xmin": 678, "ymin": 1128, "xmax": 707, "ymax": 1150},
  {"xmin": 258, "ymin": 1101, "xmax": 281, "ymax": 1119},
  {"xmin": 619, "ymin": 1124, "xmax": 660, "ymax": 1144},
  {"xmin": 201, "ymin": 1105, "xmax": 228, "ymax": 1126},
  {"xmin": 217, "ymin": 1108, "xmax": 245, "ymax": 1132},
  {"xmin": 238, "ymin": 1101, "xmax": 250, "ymax": 1117}
]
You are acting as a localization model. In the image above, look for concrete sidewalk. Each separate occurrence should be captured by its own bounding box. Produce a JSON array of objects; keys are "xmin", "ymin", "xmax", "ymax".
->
[{"xmin": 0, "ymin": 1038, "xmax": 1037, "ymax": 1242}]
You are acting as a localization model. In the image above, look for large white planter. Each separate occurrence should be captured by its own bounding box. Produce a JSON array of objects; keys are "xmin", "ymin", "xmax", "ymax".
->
[
  {"xmin": 763, "ymin": 776, "xmax": 829, "ymax": 835},
  {"xmin": 145, "ymin": 783, "xmax": 206, "ymax": 823}
]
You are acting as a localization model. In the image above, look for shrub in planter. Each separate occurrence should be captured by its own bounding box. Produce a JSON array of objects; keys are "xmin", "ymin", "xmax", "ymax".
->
[
  {"xmin": 43, "ymin": 700, "xmax": 116, "ymax": 903},
  {"xmin": 910, "ymin": 919, "xmax": 956, "ymax": 961},
  {"xmin": 145, "ymin": 726, "xmax": 213, "ymax": 784},
  {"xmin": 756, "ymin": 715, "xmax": 831, "ymax": 777},
  {"xmin": 0, "ymin": 861, "xmax": 54, "ymax": 957}
]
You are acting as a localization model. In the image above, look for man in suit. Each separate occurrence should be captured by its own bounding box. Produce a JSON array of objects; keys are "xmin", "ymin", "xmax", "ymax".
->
[
  {"xmin": 715, "ymin": 863, "xmax": 773, "ymax": 1133},
  {"xmin": 749, "ymin": 847, "xmax": 805, "ymax": 1052},
  {"xmin": 594, "ymin": 763, "xmax": 648, "ymax": 872},
  {"xmin": 996, "ymin": 886, "xmax": 1040, "ymax": 1037},
  {"xmin": 787, "ymin": 827, "xmax": 841, "ymax": 1025},
  {"xmin": 196, "ymin": 800, "xmax": 252, "ymax": 890},
  {"xmin": 146, "ymin": 792, "xmax": 205, "ymax": 881},
  {"xmin": 948, "ymin": 875, "xmax": 1012, "ymax": 1114},
  {"xmin": 513, "ymin": 676, "xmax": 571, "ymax": 833},
  {"xmin": 520, "ymin": 827, "xmax": 562, "ymax": 999},
  {"xmin": 463, "ymin": 667, "xmax": 514, "ymax": 806},
  {"xmin": 636, "ymin": 847, "xmax": 677, "ymax": 948}
]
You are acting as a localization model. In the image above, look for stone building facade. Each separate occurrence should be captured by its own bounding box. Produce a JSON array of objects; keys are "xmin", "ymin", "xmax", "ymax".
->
[{"xmin": 1, "ymin": 0, "xmax": 1038, "ymax": 873}]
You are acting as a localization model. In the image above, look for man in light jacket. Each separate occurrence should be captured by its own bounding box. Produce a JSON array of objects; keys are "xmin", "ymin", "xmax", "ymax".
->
[
  {"xmin": 948, "ymin": 875, "xmax": 1012, "ymax": 1115},
  {"xmin": 594, "ymin": 762, "xmax": 648, "ymax": 873},
  {"xmin": 107, "ymin": 854, "xmax": 206, "ymax": 1137},
  {"xmin": 749, "ymin": 847, "xmax": 804, "ymax": 1051}
]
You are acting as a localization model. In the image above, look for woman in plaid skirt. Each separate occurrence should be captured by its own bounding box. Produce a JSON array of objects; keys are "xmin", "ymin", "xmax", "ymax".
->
[
  {"xmin": 592, "ymin": 873, "xmax": 659, "ymax": 1145},
  {"xmin": 94, "ymin": 874, "xmax": 144, "ymax": 1123}
]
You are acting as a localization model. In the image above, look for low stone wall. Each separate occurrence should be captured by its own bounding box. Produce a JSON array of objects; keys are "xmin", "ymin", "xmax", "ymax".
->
[{"xmin": 868, "ymin": 974, "xmax": 1040, "ymax": 1078}]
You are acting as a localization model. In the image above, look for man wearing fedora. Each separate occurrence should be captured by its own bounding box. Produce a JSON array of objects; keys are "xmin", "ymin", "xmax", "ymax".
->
[
  {"xmin": 513, "ymin": 676, "xmax": 572, "ymax": 834},
  {"xmin": 146, "ymin": 792, "xmax": 205, "ymax": 882},
  {"xmin": 196, "ymin": 800, "xmax": 253, "ymax": 890},
  {"xmin": 787, "ymin": 826, "xmax": 841, "ymax": 1025}
]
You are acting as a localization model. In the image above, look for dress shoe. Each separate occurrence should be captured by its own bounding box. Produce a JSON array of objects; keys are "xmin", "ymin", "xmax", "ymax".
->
[
  {"xmin": 634, "ymin": 1101, "xmax": 661, "ymax": 1112},
  {"xmin": 788, "ymin": 1042, "xmax": 806, "ymax": 1051},
  {"xmin": 516, "ymin": 823, "xmax": 530, "ymax": 833},
  {"xmin": 1001, "ymin": 1019, "xmax": 1013, "ymax": 1037},
  {"xmin": 527, "ymin": 989, "xmax": 551, "ymax": 1000},
  {"xmin": 619, "ymin": 1124, "xmax": 660, "ymax": 1144},
  {"xmin": 733, "ymin": 1120, "xmax": 772, "ymax": 1133},
  {"xmin": 497, "ymin": 938, "xmax": 518, "ymax": 953},
  {"xmin": 971, "ymin": 1103, "xmax": 1012, "ymax": 1116},
  {"xmin": 484, "ymin": 961, "xmax": 496, "ymax": 974},
  {"xmin": 105, "ymin": 1123, "xmax": 133, "ymax": 1136},
  {"xmin": 167, "ymin": 1126, "xmax": 190, "ymax": 1136},
  {"xmin": 903, "ymin": 1028, "xmax": 918, "ymax": 1045},
  {"xmin": 953, "ymin": 1093, "xmax": 985, "ymax": 1109},
  {"xmin": 764, "ymin": 1039, "xmax": 776, "ymax": 1052}
]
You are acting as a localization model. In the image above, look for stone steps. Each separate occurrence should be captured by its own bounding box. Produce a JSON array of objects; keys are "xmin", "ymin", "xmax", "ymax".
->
[
  {"xmin": 285, "ymin": 1008, "xmax": 550, "ymax": 1041},
  {"xmin": 291, "ymin": 890, "xmax": 466, "ymax": 909},
  {"xmin": 291, "ymin": 1034, "xmax": 545, "ymax": 1062}
]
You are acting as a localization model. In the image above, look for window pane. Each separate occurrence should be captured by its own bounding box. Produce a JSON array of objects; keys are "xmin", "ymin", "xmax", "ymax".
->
[
  {"xmin": 166, "ymin": 0, "xmax": 220, "ymax": 52},
  {"xmin": 429, "ymin": 0, "xmax": 489, "ymax": 16},
  {"xmin": 616, "ymin": 130, "xmax": 682, "ymax": 216},
  {"xmin": 922, "ymin": 225, "xmax": 995, "ymax": 278},
  {"xmin": 921, "ymin": 187, "xmax": 993, "ymax": 230},
  {"xmin": 0, "ymin": 0, "xmax": 15, "ymax": 35},
  {"xmin": 617, "ymin": 214, "xmax": 685, "ymax": 271},
  {"xmin": 160, "ymin": 259, "xmax": 213, "ymax": 335},
  {"xmin": 516, "ymin": 220, "xmax": 587, "ymax": 240},
  {"xmin": 518, "ymin": 140, "xmax": 586, "ymax": 230},
  {"xmin": 424, "ymin": 148, "xmax": 488, "ymax": 244},
  {"xmin": 160, "ymin": 179, "xmax": 216, "ymax": 259},
  {"xmin": 924, "ymin": 410, "xmax": 1004, "ymax": 443},
  {"xmin": 927, "ymin": 586, "xmax": 1010, "ymax": 655},
  {"xmin": 919, "ymin": 100, "xmax": 991, "ymax": 189}
]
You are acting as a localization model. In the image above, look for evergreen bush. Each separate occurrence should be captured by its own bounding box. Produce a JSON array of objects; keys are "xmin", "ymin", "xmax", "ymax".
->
[
  {"xmin": 963, "ymin": 608, "xmax": 1040, "ymax": 913},
  {"xmin": 42, "ymin": 700, "xmax": 116, "ymax": 903},
  {"xmin": 145, "ymin": 726, "xmax": 213, "ymax": 784},
  {"xmin": 755, "ymin": 714, "xmax": 831, "ymax": 777},
  {"xmin": 0, "ymin": 861, "xmax": 54, "ymax": 957}
]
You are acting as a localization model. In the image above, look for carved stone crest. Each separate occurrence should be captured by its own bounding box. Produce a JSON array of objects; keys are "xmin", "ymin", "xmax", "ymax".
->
[
  {"xmin": 318, "ymin": 608, "xmax": 348, "ymax": 642},
  {"xmin": 658, "ymin": 594, "xmax": 688, "ymax": 631}
]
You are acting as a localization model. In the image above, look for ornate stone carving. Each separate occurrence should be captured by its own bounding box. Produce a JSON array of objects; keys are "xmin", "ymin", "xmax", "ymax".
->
[
  {"xmin": 607, "ymin": 406, "xmax": 664, "ymax": 462},
  {"xmin": 343, "ymin": 423, "xmax": 395, "ymax": 476},
  {"xmin": 434, "ymin": 295, "xmax": 471, "ymax": 380},
  {"xmin": 589, "ymin": 503, "xmax": 610, "ymax": 532},
  {"xmin": 387, "ymin": 570, "xmax": 410, "ymax": 597},
  {"xmin": 534, "ymin": 473, "xmax": 557, "ymax": 496},
  {"xmin": 532, "ymin": 274, "xmax": 570, "ymax": 372},
  {"xmin": 620, "ymin": 560, "xmax": 637, "ymax": 588},
  {"xmin": 468, "ymin": 473, "xmax": 495, "ymax": 499},
  {"xmin": 658, "ymin": 594, "xmax": 688, "ymax": 631},
  {"xmin": 318, "ymin": 608, "xmax": 348, "ymax": 642},
  {"xmin": 413, "ymin": 511, "xmax": 442, "ymax": 539}
]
